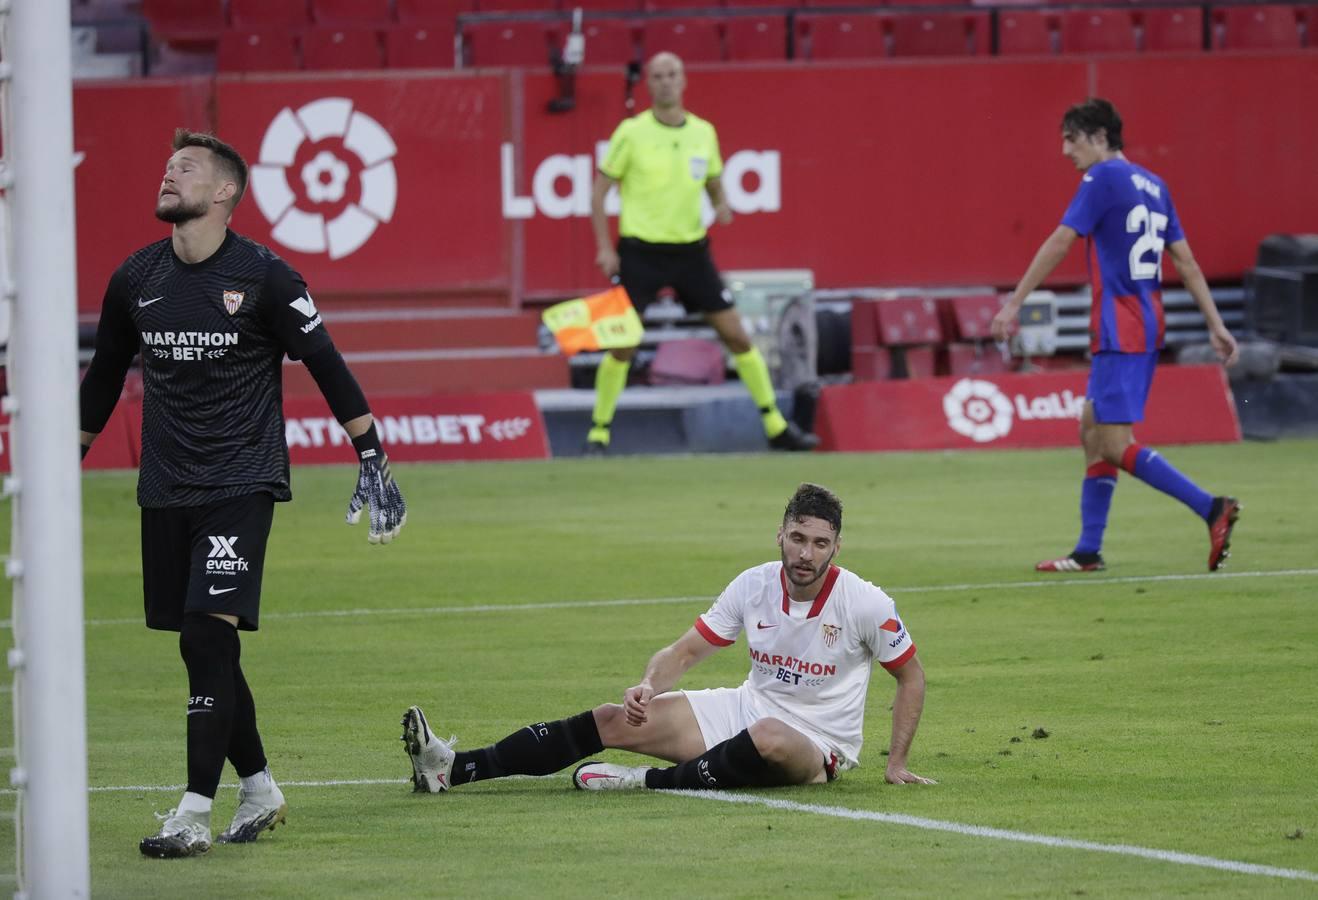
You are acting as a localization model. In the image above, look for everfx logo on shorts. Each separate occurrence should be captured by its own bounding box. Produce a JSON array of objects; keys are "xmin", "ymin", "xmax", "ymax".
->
[{"xmin": 206, "ymin": 536, "xmax": 249, "ymax": 575}]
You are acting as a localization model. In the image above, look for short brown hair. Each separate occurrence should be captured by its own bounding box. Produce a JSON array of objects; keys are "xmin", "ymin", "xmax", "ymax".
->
[
  {"xmin": 172, "ymin": 129, "xmax": 249, "ymax": 209},
  {"xmin": 783, "ymin": 483, "xmax": 843, "ymax": 536}
]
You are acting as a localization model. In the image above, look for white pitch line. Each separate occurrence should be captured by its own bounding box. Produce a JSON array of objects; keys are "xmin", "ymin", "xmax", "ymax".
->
[
  {"xmin": 41, "ymin": 566, "xmax": 1317, "ymax": 629},
  {"xmin": 7, "ymin": 776, "xmax": 1313, "ymax": 884},
  {"xmin": 677, "ymin": 791, "xmax": 1318, "ymax": 884}
]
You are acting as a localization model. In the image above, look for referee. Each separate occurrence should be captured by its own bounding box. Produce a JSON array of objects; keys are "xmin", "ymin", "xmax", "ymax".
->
[
  {"xmin": 587, "ymin": 52, "xmax": 817, "ymax": 454},
  {"xmin": 79, "ymin": 130, "xmax": 407, "ymax": 858}
]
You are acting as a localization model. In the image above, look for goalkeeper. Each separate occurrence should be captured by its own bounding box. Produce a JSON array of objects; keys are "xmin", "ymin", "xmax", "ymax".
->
[{"xmin": 78, "ymin": 129, "xmax": 406, "ymax": 861}]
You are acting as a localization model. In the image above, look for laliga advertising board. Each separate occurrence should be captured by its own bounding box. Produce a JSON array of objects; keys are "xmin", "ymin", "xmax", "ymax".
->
[{"xmin": 816, "ymin": 366, "xmax": 1240, "ymax": 452}]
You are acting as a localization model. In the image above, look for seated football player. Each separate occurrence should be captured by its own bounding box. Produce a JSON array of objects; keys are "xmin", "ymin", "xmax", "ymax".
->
[{"xmin": 400, "ymin": 483, "xmax": 934, "ymax": 792}]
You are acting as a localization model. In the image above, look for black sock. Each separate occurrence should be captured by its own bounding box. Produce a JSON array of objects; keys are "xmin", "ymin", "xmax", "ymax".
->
[
  {"xmin": 452, "ymin": 711, "xmax": 603, "ymax": 785},
  {"xmin": 226, "ymin": 651, "xmax": 267, "ymax": 779},
  {"xmin": 644, "ymin": 729, "xmax": 784, "ymax": 790},
  {"xmin": 179, "ymin": 613, "xmax": 239, "ymax": 798}
]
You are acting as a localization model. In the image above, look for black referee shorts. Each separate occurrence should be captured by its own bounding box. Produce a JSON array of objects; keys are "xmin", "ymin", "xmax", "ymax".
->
[
  {"xmin": 140, "ymin": 492, "xmax": 275, "ymax": 632},
  {"xmin": 617, "ymin": 237, "xmax": 735, "ymax": 316}
]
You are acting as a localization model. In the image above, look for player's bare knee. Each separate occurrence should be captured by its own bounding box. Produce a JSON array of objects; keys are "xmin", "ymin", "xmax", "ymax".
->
[
  {"xmin": 592, "ymin": 704, "xmax": 626, "ymax": 745},
  {"xmin": 747, "ymin": 718, "xmax": 796, "ymax": 762},
  {"xmin": 723, "ymin": 335, "xmax": 752, "ymax": 355}
]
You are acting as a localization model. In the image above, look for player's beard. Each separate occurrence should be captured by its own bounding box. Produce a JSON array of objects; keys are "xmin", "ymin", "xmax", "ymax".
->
[
  {"xmin": 155, "ymin": 193, "xmax": 208, "ymax": 224},
  {"xmin": 781, "ymin": 548, "xmax": 835, "ymax": 589}
]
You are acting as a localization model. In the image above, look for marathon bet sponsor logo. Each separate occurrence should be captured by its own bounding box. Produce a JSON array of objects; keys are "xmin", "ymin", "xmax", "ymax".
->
[
  {"xmin": 250, "ymin": 98, "xmax": 398, "ymax": 260},
  {"xmin": 206, "ymin": 536, "xmax": 249, "ymax": 575},
  {"xmin": 285, "ymin": 414, "xmax": 534, "ymax": 448},
  {"xmin": 289, "ymin": 292, "xmax": 323, "ymax": 334},
  {"xmin": 942, "ymin": 378, "xmax": 1085, "ymax": 443},
  {"xmin": 500, "ymin": 142, "xmax": 781, "ymax": 224},
  {"xmin": 141, "ymin": 329, "xmax": 238, "ymax": 361}
]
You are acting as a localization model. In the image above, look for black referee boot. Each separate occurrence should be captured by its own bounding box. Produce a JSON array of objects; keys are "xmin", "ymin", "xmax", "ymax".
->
[{"xmin": 768, "ymin": 422, "xmax": 819, "ymax": 452}]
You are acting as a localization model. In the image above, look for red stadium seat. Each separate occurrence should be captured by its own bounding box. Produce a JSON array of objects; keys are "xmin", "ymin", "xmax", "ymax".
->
[
  {"xmin": 723, "ymin": 14, "xmax": 788, "ymax": 60},
  {"xmin": 386, "ymin": 23, "xmax": 458, "ymax": 66},
  {"xmin": 479, "ymin": 0, "xmax": 559, "ymax": 11},
  {"xmin": 942, "ymin": 343, "xmax": 1011, "ymax": 377},
  {"xmin": 141, "ymin": 0, "xmax": 224, "ymax": 41},
  {"xmin": 569, "ymin": 0, "xmax": 642, "ymax": 10},
  {"xmin": 1060, "ymin": 9, "xmax": 1136, "ymax": 53},
  {"xmin": 230, "ymin": 0, "xmax": 311, "ymax": 28},
  {"xmin": 724, "ymin": 0, "xmax": 794, "ymax": 6},
  {"xmin": 312, "ymin": 0, "xmax": 391, "ymax": 25},
  {"xmin": 462, "ymin": 20, "xmax": 562, "ymax": 65},
  {"xmin": 796, "ymin": 12, "xmax": 884, "ymax": 60},
  {"xmin": 941, "ymin": 294, "xmax": 1003, "ymax": 342},
  {"xmin": 579, "ymin": 19, "xmax": 642, "ymax": 65},
  {"xmin": 397, "ymin": 0, "xmax": 477, "ymax": 23},
  {"xmin": 873, "ymin": 297, "xmax": 944, "ymax": 347},
  {"xmin": 1214, "ymin": 4, "xmax": 1301, "ymax": 50},
  {"xmin": 643, "ymin": 17, "xmax": 724, "ymax": 61},
  {"xmin": 645, "ymin": 0, "xmax": 727, "ymax": 9},
  {"xmin": 996, "ymin": 10, "xmax": 1056, "ymax": 55},
  {"xmin": 885, "ymin": 12, "xmax": 989, "ymax": 57},
  {"xmin": 217, "ymin": 28, "xmax": 301, "ymax": 71},
  {"xmin": 802, "ymin": 0, "xmax": 879, "ymax": 7},
  {"xmin": 303, "ymin": 26, "xmax": 385, "ymax": 68},
  {"xmin": 1139, "ymin": 6, "xmax": 1202, "ymax": 51}
]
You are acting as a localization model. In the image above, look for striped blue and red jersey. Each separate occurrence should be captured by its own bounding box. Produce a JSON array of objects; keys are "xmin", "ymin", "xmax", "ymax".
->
[{"xmin": 1061, "ymin": 158, "xmax": 1185, "ymax": 354}]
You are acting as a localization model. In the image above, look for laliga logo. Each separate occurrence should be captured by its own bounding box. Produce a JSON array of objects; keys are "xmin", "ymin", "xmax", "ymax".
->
[
  {"xmin": 943, "ymin": 378, "xmax": 1013, "ymax": 443},
  {"xmin": 250, "ymin": 98, "xmax": 397, "ymax": 260}
]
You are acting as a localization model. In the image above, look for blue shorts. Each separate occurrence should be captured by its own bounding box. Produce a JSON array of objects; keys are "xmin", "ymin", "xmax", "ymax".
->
[{"xmin": 1087, "ymin": 351, "xmax": 1158, "ymax": 424}]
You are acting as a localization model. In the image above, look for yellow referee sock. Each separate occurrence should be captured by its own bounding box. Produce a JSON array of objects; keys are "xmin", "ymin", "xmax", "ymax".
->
[
  {"xmin": 588, "ymin": 354, "xmax": 631, "ymax": 445},
  {"xmin": 732, "ymin": 348, "xmax": 788, "ymax": 438}
]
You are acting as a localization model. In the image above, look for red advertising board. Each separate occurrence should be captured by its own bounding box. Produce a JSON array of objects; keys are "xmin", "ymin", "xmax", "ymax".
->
[
  {"xmin": 1, "ymin": 401, "xmax": 139, "ymax": 472},
  {"xmin": 70, "ymin": 54, "xmax": 1318, "ymax": 312},
  {"xmin": 816, "ymin": 365, "xmax": 1240, "ymax": 452},
  {"xmin": 284, "ymin": 392, "xmax": 548, "ymax": 464}
]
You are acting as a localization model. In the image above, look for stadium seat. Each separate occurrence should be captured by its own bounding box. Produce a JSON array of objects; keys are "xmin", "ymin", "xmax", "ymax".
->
[
  {"xmin": 941, "ymin": 294, "xmax": 1003, "ymax": 343},
  {"xmin": 1213, "ymin": 4, "xmax": 1302, "ymax": 50},
  {"xmin": 724, "ymin": 0, "xmax": 796, "ymax": 7},
  {"xmin": 569, "ymin": 0, "xmax": 642, "ymax": 10},
  {"xmin": 643, "ymin": 17, "xmax": 724, "ymax": 61},
  {"xmin": 723, "ymin": 14, "xmax": 788, "ymax": 60},
  {"xmin": 802, "ymin": 0, "xmax": 879, "ymax": 7},
  {"xmin": 796, "ymin": 12, "xmax": 884, "ymax": 60},
  {"xmin": 645, "ymin": 0, "xmax": 728, "ymax": 9},
  {"xmin": 217, "ymin": 28, "xmax": 301, "ymax": 71},
  {"xmin": 850, "ymin": 346, "xmax": 892, "ymax": 381},
  {"xmin": 312, "ymin": 0, "xmax": 392, "ymax": 25},
  {"xmin": 1060, "ymin": 9, "xmax": 1136, "ymax": 53},
  {"xmin": 996, "ymin": 10, "xmax": 1056, "ymax": 55},
  {"xmin": 462, "ymin": 20, "xmax": 562, "ymax": 65},
  {"xmin": 230, "ymin": 0, "xmax": 311, "ymax": 29},
  {"xmin": 885, "ymin": 12, "xmax": 989, "ymax": 57},
  {"xmin": 479, "ymin": 0, "xmax": 560, "ymax": 11},
  {"xmin": 141, "ymin": 0, "xmax": 225, "ymax": 42},
  {"xmin": 303, "ymin": 26, "xmax": 385, "ymax": 68},
  {"xmin": 1138, "ymin": 7, "xmax": 1202, "ymax": 52},
  {"xmin": 873, "ymin": 296, "xmax": 943, "ymax": 347},
  {"xmin": 942, "ymin": 343, "xmax": 1011, "ymax": 377},
  {"xmin": 579, "ymin": 19, "xmax": 642, "ymax": 65},
  {"xmin": 386, "ymin": 23, "xmax": 458, "ymax": 66},
  {"xmin": 397, "ymin": 0, "xmax": 478, "ymax": 22}
]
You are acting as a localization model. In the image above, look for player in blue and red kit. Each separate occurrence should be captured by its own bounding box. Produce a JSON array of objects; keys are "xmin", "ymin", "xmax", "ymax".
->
[{"xmin": 992, "ymin": 98, "xmax": 1240, "ymax": 573}]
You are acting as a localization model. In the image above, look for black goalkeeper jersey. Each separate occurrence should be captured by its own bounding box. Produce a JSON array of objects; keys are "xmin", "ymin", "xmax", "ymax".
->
[{"xmin": 88, "ymin": 230, "xmax": 332, "ymax": 508}]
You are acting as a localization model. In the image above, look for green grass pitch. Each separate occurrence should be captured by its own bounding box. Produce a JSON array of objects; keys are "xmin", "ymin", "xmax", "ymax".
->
[{"xmin": 4, "ymin": 439, "xmax": 1317, "ymax": 897}]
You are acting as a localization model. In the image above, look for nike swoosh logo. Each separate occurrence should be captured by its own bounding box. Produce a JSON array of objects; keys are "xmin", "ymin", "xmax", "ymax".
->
[
  {"xmin": 138, "ymin": 296, "xmax": 164, "ymax": 307},
  {"xmin": 208, "ymin": 585, "xmax": 238, "ymax": 595},
  {"xmin": 186, "ymin": 709, "xmax": 212, "ymax": 715},
  {"xmin": 756, "ymin": 621, "xmax": 778, "ymax": 630},
  {"xmin": 579, "ymin": 772, "xmax": 618, "ymax": 784}
]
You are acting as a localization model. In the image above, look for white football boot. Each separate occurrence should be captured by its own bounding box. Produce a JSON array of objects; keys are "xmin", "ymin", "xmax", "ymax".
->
[
  {"xmin": 401, "ymin": 705, "xmax": 456, "ymax": 793},
  {"xmin": 139, "ymin": 808, "xmax": 212, "ymax": 859},
  {"xmin": 572, "ymin": 762, "xmax": 649, "ymax": 791},
  {"xmin": 217, "ymin": 769, "xmax": 288, "ymax": 844}
]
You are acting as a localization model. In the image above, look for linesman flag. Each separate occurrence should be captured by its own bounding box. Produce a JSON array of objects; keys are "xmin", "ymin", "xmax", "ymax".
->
[{"xmin": 541, "ymin": 285, "xmax": 643, "ymax": 355}]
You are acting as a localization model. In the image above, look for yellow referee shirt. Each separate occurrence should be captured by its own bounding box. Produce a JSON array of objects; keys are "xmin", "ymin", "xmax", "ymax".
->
[{"xmin": 599, "ymin": 110, "xmax": 724, "ymax": 245}]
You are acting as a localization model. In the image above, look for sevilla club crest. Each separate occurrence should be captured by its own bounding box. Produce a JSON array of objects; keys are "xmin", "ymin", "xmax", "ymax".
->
[
  {"xmin": 223, "ymin": 290, "xmax": 245, "ymax": 315},
  {"xmin": 821, "ymin": 624, "xmax": 841, "ymax": 648}
]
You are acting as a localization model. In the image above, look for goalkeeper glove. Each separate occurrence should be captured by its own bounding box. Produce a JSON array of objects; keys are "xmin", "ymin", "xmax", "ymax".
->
[{"xmin": 346, "ymin": 423, "xmax": 406, "ymax": 545}]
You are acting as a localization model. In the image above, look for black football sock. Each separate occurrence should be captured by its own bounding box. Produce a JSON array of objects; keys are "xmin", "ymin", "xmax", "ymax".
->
[
  {"xmin": 452, "ymin": 711, "xmax": 603, "ymax": 785},
  {"xmin": 226, "ymin": 650, "xmax": 268, "ymax": 779},
  {"xmin": 644, "ymin": 729, "xmax": 787, "ymax": 790},
  {"xmin": 179, "ymin": 613, "xmax": 239, "ymax": 799}
]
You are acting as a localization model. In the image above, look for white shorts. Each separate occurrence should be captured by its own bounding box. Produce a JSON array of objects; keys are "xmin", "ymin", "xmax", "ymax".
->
[{"xmin": 681, "ymin": 685, "xmax": 850, "ymax": 779}]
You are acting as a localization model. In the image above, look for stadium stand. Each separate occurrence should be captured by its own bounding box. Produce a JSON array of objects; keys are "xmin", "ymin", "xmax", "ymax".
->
[
  {"xmin": 385, "ymin": 23, "xmax": 458, "ymax": 67},
  {"xmin": 229, "ymin": 0, "xmax": 313, "ymax": 29},
  {"xmin": 723, "ymin": 14, "xmax": 789, "ymax": 60},
  {"xmin": 302, "ymin": 26, "xmax": 385, "ymax": 68},
  {"xmin": 217, "ymin": 28, "xmax": 302, "ymax": 71},
  {"xmin": 1060, "ymin": 8, "xmax": 1137, "ymax": 53},
  {"xmin": 795, "ymin": 12, "xmax": 886, "ymax": 60},
  {"xmin": 885, "ymin": 11, "xmax": 990, "ymax": 57},
  {"xmin": 997, "ymin": 9, "xmax": 1057, "ymax": 54},
  {"xmin": 1213, "ymin": 3, "xmax": 1303, "ymax": 49},
  {"xmin": 312, "ymin": 0, "xmax": 393, "ymax": 25},
  {"xmin": 397, "ymin": 0, "xmax": 478, "ymax": 23},
  {"xmin": 461, "ymin": 19, "xmax": 563, "ymax": 66},
  {"xmin": 578, "ymin": 18, "xmax": 643, "ymax": 64},
  {"xmin": 1139, "ymin": 6, "xmax": 1204, "ymax": 52},
  {"xmin": 642, "ymin": 17, "xmax": 725, "ymax": 61}
]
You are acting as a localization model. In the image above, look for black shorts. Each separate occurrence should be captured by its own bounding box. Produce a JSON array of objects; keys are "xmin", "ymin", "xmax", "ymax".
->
[
  {"xmin": 617, "ymin": 237, "xmax": 735, "ymax": 316},
  {"xmin": 141, "ymin": 492, "xmax": 275, "ymax": 632}
]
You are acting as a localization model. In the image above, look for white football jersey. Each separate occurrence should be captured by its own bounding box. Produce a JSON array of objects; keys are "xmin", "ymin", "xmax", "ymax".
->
[{"xmin": 694, "ymin": 561, "xmax": 915, "ymax": 766}]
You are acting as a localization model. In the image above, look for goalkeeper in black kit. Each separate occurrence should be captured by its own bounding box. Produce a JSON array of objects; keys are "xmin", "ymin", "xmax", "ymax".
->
[{"xmin": 79, "ymin": 129, "xmax": 406, "ymax": 859}]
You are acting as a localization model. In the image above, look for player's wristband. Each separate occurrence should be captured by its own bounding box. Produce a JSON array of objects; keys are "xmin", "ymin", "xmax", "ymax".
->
[{"xmin": 350, "ymin": 422, "xmax": 385, "ymax": 463}]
